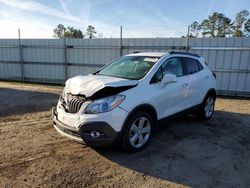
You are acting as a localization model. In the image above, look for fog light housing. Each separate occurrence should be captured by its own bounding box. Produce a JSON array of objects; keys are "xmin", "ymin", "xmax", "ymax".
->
[{"xmin": 90, "ymin": 131, "xmax": 101, "ymax": 139}]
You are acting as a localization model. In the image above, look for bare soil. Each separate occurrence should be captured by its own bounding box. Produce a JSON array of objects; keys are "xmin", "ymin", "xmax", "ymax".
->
[{"xmin": 0, "ymin": 81, "xmax": 250, "ymax": 188}]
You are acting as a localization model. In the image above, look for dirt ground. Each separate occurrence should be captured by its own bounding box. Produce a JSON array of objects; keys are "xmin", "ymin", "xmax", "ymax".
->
[{"xmin": 0, "ymin": 81, "xmax": 250, "ymax": 188}]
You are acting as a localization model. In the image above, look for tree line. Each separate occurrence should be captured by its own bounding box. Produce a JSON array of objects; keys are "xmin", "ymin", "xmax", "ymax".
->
[
  {"xmin": 188, "ymin": 10, "xmax": 250, "ymax": 38},
  {"xmin": 53, "ymin": 24, "xmax": 97, "ymax": 39},
  {"xmin": 53, "ymin": 9, "xmax": 250, "ymax": 39}
]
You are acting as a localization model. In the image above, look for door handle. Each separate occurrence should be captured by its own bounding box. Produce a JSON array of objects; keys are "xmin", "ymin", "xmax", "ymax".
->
[{"xmin": 182, "ymin": 83, "xmax": 189, "ymax": 87}]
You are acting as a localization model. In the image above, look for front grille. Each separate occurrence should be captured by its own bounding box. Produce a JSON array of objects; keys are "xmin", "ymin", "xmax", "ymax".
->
[
  {"xmin": 61, "ymin": 94, "xmax": 86, "ymax": 114},
  {"xmin": 67, "ymin": 98, "xmax": 84, "ymax": 113}
]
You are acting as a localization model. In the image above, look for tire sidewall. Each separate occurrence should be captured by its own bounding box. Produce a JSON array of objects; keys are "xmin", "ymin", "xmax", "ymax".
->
[
  {"xmin": 200, "ymin": 95, "xmax": 215, "ymax": 120},
  {"xmin": 122, "ymin": 112, "xmax": 153, "ymax": 152}
]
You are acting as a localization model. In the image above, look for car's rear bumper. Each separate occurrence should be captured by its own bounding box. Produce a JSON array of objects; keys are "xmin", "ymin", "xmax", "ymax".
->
[{"xmin": 52, "ymin": 107, "xmax": 121, "ymax": 146}]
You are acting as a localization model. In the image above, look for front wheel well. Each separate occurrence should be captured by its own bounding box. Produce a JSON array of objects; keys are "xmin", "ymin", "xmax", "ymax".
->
[{"xmin": 122, "ymin": 104, "xmax": 157, "ymax": 131}]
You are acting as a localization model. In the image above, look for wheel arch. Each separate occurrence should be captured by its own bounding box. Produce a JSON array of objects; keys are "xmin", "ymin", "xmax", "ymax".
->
[
  {"xmin": 205, "ymin": 88, "xmax": 217, "ymax": 101},
  {"xmin": 121, "ymin": 104, "xmax": 158, "ymax": 132}
]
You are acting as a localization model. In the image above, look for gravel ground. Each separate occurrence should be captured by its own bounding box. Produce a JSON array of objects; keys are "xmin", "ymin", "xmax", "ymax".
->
[{"xmin": 0, "ymin": 81, "xmax": 250, "ymax": 188}]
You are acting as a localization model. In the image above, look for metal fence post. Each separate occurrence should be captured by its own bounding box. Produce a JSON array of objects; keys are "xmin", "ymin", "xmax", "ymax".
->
[
  {"xmin": 18, "ymin": 29, "xmax": 24, "ymax": 81},
  {"xmin": 64, "ymin": 38, "xmax": 68, "ymax": 80},
  {"xmin": 185, "ymin": 25, "xmax": 190, "ymax": 52},
  {"xmin": 120, "ymin": 26, "xmax": 123, "ymax": 56}
]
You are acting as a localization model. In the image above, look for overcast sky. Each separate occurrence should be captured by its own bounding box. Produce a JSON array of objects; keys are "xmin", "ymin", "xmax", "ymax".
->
[{"xmin": 0, "ymin": 0, "xmax": 249, "ymax": 38}]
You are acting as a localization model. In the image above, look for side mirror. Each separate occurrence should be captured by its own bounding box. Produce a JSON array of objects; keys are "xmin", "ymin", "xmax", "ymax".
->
[{"xmin": 160, "ymin": 73, "xmax": 177, "ymax": 88}]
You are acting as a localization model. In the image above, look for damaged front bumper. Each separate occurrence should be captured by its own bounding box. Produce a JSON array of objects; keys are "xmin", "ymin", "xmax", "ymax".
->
[{"xmin": 52, "ymin": 107, "xmax": 124, "ymax": 146}]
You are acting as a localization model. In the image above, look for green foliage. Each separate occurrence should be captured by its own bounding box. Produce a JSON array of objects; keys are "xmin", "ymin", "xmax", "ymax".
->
[
  {"xmin": 53, "ymin": 24, "xmax": 84, "ymax": 39},
  {"xmin": 189, "ymin": 10, "xmax": 249, "ymax": 38},
  {"xmin": 189, "ymin": 21, "xmax": 200, "ymax": 38},
  {"xmin": 244, "ymin": 18, "xmax": 250, "ymax": 36},
  {"xmin": 65, "ymin": 27, "xmax": 84, "ymax": 38},
  {"xmin": 53, "ymin": 24, "xmax": 66, "ymax": 39},
  {"xmin": 86, "ymin": 25, "xmax": 97, "ymax": 39},
  {"xmin": 233, "ymin": 10, "xmax": 249, "ymax": 37},
  {"xmin": 199, "ymin": 12, "xmax": 232, "ymax": 37},
  {"xmin": 53, "ymin": 24, "xmax": 98, "ymax": 39}
]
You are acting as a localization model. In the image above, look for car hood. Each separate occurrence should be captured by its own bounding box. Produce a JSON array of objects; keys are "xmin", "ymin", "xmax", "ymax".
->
[{"xmin": 65, "ymin": 74, "xmax": 138, "ymax": 97}]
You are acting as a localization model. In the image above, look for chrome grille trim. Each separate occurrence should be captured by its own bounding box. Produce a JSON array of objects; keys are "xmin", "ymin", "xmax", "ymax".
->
[{"xmin": 62, "ymin": 94, "xmax": 85, "ymax": 114}]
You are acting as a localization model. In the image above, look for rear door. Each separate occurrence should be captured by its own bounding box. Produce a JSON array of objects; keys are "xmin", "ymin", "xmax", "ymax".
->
[{"xmin": 181, "ymin": 57, "xmax": 206, "ymax": 108}]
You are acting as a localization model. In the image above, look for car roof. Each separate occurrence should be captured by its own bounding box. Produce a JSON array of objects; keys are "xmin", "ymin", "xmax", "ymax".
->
[
  {"xmin": 126, "ymin": 52, "xmax": 167, "ymax": 57},
  {"xmin": 125, "ymin": 51, "xmax": 201, "ymax": 59}
]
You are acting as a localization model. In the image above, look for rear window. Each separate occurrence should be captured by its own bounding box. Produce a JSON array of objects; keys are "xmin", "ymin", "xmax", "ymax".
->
[{"xmin": 182, "ymin": 57, "xmax": 202, "ymax": 75}]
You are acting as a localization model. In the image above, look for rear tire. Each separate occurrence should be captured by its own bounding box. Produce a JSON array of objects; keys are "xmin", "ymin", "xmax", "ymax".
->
[
  {"xmin": 122, "ymin": 111, "xmax": 153, "ymax": 152},
  {"xmin": 198, "ymin": 95, "xmax": 215, "ymax": 121}
]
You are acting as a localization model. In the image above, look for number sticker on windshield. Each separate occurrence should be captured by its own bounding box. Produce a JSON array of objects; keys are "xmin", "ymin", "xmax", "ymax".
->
[{"xmin": 143, "ymin": 58, "xmax": 159, "ymax": 63}]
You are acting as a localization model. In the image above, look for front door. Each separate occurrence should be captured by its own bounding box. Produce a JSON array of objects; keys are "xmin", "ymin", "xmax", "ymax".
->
[{"xmin": 150, "ymin": 57, "xmax": 189, "ymax": 119}]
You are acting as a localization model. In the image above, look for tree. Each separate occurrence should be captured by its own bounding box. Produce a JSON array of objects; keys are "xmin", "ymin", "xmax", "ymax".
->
[
  {"xmin": 86, "ymin": 25, "xmax": 97, "ymax": 39},
  {"xmin": 189, "ymin": 21, "xmax": 200, "ymax": 38},
  {"xmin": 53, "ymin": 24, "xmax": 84, "ymax": 39},
  {"xmin": 199, "ymin": 12, "xmax": 232, "ymax": 37},
  {"xmin": 65, "ymin": 27, "xmax": 84, "ymax": 38},
  {"xmin": 74, "ymin": 29, "xmax": 84, "ymax": 38},
  {"xmin": 220, "ymin": 17, "xmax": 233, "ymax": 37},
  {"xmin": 244, "ymin": 18, "xmax": 250, "ymax": 36},
  {"xmin": 233, "ymin": 10, "xmax": 249, "ymax": 37},
  {"xmin": 53, "ymin": 24, "xmax": 66, "ymax": 39}
]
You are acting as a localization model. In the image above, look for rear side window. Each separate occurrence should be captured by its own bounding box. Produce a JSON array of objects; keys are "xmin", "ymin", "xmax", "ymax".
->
[{"xmin": 182, "ymin": 57, "xmax": 203, "ymax": 75}]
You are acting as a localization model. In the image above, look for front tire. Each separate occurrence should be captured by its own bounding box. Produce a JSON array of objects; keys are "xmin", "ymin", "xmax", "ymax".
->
[
  {"xmin": 198, "ymin": 95, "xmax": 215, "ymax": 121},
  {"xmin": 122, "ymin": 112, "xmax": 153, "ymax": 152}
]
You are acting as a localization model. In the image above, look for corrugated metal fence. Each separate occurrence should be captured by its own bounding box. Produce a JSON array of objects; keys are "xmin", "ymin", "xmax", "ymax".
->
[{"xmin": 0, "ymin": 38, "xmax": 250, "ymax": 97}]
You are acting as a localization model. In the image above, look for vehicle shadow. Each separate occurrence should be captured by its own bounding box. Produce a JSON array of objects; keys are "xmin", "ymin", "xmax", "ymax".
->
[
  {"xmin": 0, "ymin": 88, "xmax": 59, "ymax": 116},
  {"xmin": 95, "ymin": 110, "xmax": 250, "ymax": 187}
]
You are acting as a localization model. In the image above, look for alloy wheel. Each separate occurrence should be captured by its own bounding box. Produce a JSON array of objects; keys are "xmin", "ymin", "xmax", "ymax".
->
[
  {"xmin": 128, "ymin": 117, "xmax": 151, "ymax": 148},
  {"xmin": 204, "ymin": 97, "xmax": 214, "ymax": 118}
]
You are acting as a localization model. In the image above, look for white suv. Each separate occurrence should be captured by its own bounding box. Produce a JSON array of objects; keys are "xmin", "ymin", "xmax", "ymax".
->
[{"xmin": 53, "ymin": 51, "xmax": 216, "ymax": 152}]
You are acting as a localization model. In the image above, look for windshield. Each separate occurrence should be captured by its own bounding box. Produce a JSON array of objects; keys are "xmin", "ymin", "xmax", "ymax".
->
[{"xmin": 97, "ymin": 56, "xmax": 159, "ymax": 80}]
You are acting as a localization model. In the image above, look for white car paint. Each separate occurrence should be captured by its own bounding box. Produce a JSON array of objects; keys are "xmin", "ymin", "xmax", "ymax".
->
[
  {"xmin": 65, "ymin": 74, "xmax": 138, "ymax": 97},
  {"xmin": 56, "ymin": 101, "xmax": 128, "ymax": 132},
  {"xmin": 118, "ymin": 54, "xmax": 216, "ymax": 120},
  {"xmin": 54, "ymin": 51, "xmax": 216, "ymax": 143}
]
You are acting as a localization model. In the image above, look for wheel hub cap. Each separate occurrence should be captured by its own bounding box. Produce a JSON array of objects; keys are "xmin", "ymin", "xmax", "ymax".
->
[
  {"xmin": 204, "ymin": 97, "xmax": 214, "ymax": 118},
  {"xmin": 129, "ymin": 117, "xmax": 151, "ymax": 148}
]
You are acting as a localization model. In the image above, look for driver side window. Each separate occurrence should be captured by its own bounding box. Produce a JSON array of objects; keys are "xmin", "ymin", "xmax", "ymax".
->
[
  {"xmin": 162, "ymin": 57, "xmax": 184, "ymax": 77},
  {"xmin": 150, "ymin": 57, "xmax": 184, "ymax": 84}
]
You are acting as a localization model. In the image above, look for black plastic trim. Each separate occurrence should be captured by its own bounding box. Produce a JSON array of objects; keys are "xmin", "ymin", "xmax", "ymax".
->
[
  {"xmin": 169, "ymin": 51, "xmax": 200, "ymax": 58},
  {"xmin": 79, "ymin": 122, "xmax": 121, "ymax": 146},
  {"xmin": 158, "ymin": 104, "xmax": 201, "ymax": 124},
  {"xmin": 205, "ymin": 88, "xmax": 217, "ymax": 100}
]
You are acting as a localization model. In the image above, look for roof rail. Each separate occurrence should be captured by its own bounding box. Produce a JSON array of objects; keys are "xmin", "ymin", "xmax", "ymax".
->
[{"xmin": 168, "ymin": 51, "xmax": 200, "ymax": 58}]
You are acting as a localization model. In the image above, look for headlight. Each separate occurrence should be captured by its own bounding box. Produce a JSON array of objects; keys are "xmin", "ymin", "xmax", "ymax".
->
[
  {"xmin": 61, "ymin": 84, "xmax": 69, "ymax": 99},
  {"xmin": 84, "ymin": 95, "xmax": 125, "ymax": 114},
  {"xmin": 61, "ymin": 87, "xmax": 66, "ymax": 100}
]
